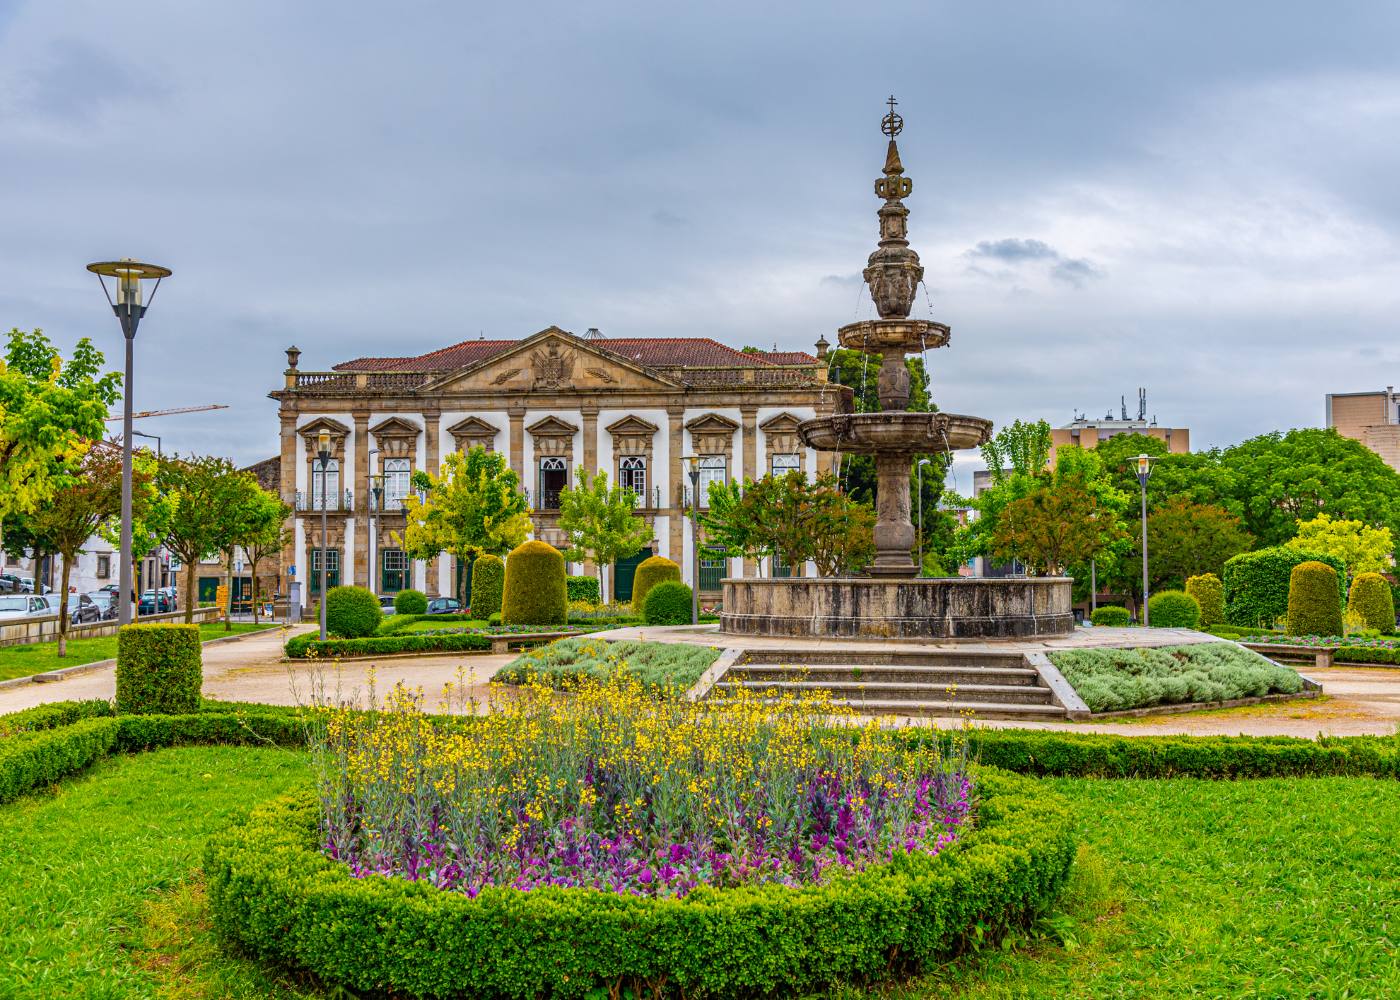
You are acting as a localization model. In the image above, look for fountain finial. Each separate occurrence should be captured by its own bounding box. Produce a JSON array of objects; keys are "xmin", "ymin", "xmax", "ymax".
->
[{"xmin": 864, "ymin": 97, "xmax": 923, "ymax": 319}]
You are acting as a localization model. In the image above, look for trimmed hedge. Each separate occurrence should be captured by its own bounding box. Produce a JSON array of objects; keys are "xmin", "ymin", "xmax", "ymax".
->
[
  {"xmin": 205, "ymin": 769, "xmax": 1074, "ymax": 1000},
  {"xmin": 631, "ymin": 555, "xmax": 680, "ymax": 616},
  {"xmin": 470, "ymin": 554, "xmax": 505, "ymax": 619},
  {"xmin": 565, "ymin": 575, "xmax": 601, "ymax": 604},
  {"xmin": 1147, "ymin": 590, "xmax": 1201, "ymax": 629},
  {"xmin": 1334, "ymin": 646, "xmax": 1400, "ymax": 666},
  {"xmin": 502, "ymin": 541, "xmax": 567, "ymax": 627},
  {"xmin": 392, "ymin": 589, "xmax": 428, "ymax": 615},
  {"xmin": 1348, "ymin": 572, "xmax": 1396, "ymax": 632},
  {"xmin": 1287, "ymin": 561, "xmax": 1343, "ymax": 637},
  {"xmin": 285, "ymin": 632, "xmax": 496, "ymax": 659},
  {"xmin": 325, "ymin": 586, "xmax": 382, "ymax": 639},
  {"xmin": 1090, "ymin": 605, "xmax": 1131, "ymax": 627},
  {"xmin": 115, "ymin": 624, "xmax": 202, "ymax": 715},
  {"xmin": 642, "ymin": 579, "xmax": 693, "ymax": 625},
  {"xmin": 1185, "ymin": 573, "xmax": 1225, "ymax": 626},
  {"xmin": 1224, "ymin": 546, "xmax": 1345, "ymax": 628}
]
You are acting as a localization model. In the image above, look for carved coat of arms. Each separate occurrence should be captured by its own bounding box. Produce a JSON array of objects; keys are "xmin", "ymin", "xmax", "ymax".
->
[{"xmin": 530, "ymin": 342, "xmax": 575, "ymax": 390}]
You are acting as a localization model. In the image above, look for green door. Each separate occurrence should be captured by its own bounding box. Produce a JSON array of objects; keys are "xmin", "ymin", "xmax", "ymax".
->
[{"xmin": 613, "ymin": 548, "xmax": 652, "ymax": 603}]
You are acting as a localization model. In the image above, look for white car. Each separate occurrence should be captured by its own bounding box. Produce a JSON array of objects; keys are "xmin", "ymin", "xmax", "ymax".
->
[{"xmin": 0, "ymin": 594, "xmax": 56, "ymax": 619}]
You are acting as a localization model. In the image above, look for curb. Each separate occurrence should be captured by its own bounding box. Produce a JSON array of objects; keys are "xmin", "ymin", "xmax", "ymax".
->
[{"xmin": 0, "ymin": 625, "xmax": 292, "ymax": 691}]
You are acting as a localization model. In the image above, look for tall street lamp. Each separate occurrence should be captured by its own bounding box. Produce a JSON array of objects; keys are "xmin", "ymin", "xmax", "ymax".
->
[
  {"xmin": 916, "ymin": 458, "xmax": 932, "ymax": 577},
  {"xmin": 317, "ymin": 429, "xmax": 332, "ymax": 641},
  {"xmin": 369, "ymin": 474, "xmax": 385, "ymax": 597},
  {"xmin": 684, "ymin": 455, "xmax": 701, "ymax": 626},
  {"xmin": 367, "ymin": 448, "xmax": 380, "ymax": 596},
  {"xmin": 1136, "ymin": 454, "xmax": 1154, "ymax": 626},
  {"xmin": 87, "ymin": 258, "xmax": 172, "ymax": 626}
]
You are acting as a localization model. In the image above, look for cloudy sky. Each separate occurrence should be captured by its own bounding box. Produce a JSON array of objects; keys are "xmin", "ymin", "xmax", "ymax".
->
[{"xmin": 2, "ymin": 2, "xmax": 1398, "ymax": 480}]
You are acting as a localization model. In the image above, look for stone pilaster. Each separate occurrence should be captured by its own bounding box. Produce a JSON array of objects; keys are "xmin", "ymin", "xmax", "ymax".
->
[
  {"xmin": 278, "ymin": 405, "xmax": 298, "ymax": 598},
  {"xmin": 667, "ymin": 405, "xmax": 685, "ymax": 569},
  {"xmin": 423, "ymin": 407, "xmax": 441, "ymax": 596},
  {"xmin": 352, "ymin": 409, "xmax": 370, "ymax": 588},
  {"xmin": 508, "ymin": 405, "xmax": 526, "ymax": 483},
  {"xmin": 740, "ymin": 405, "xmax": 759, "ymax": 578},
  {"xmin": 580, "ymin": 402, "xmax": 600, "ymax": 580}
]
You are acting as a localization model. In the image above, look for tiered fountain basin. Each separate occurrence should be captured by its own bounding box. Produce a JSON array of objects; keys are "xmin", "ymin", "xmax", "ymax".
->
[
  {"xmin": 799, "ymin": 411, "xmax": 993, "ymax": 454},
  {"xmin": 721, "ymin": 576, "xmax": 1076, "ymax": 639}
]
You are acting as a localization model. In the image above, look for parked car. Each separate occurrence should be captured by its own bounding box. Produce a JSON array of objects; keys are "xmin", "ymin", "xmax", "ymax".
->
[
  {"xmin": 0, "ymin": 594, "xmax": 55, "ymax": 619},
  {"xmin": 86, "ymin": 591, "xmax": 117, "ymax": 621},
  {"xmin": 138, "ymin": 590, "xmax": 175, "ymax": 615},
  {"xmin": 425, "ymin": 597, "xmax": 462, "ymax": 615},
  {"xmin": 380, "ymin": 595, "xmax": 398, "ymax": 615},
  {"xmin": 158, "ymin": 586, "xmax": 179, "ymax": 611},
  {"xmin": 17, "ymin": 577, "xmax": 51, "ymax": 595},
  {"xmin": 65, "ymin": 594, "xmax": 101, "ymax": 625},
  {"xmin": 0, "ymin": 574, "xmax": 22, "ymax": 594}
]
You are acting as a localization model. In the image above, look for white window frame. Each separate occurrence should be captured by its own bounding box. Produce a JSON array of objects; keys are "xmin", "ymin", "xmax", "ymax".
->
[
  {"xmin": 383, "ymin": 458, "xmax": 411, "ymax": 511},
  {"xmin": 311, "ymin": 458, "xmax": 340, "ymax": 511},
  {"xmin": 619, "ymin": 455, "xmax": 647, "ymax": 501},
  {"xmin": 697, "ymin": 455, "xmax": 726, "ymax": 509},
  {"xmin": 770, "ymin": 453, "xmax": 801, "ymax": 478}
]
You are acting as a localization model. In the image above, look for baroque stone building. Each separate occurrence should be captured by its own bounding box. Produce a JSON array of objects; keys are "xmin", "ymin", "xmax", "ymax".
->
[{"xmin": 271, "ymin": 326, "xmax": 842, "ymax": 609}]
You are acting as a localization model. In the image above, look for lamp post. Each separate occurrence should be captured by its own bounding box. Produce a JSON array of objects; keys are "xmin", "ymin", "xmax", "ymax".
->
[
  {"xmin": 916, "ymin": 458, "xmax": 932, "ymax": 577},
  {"xmin": 369, "ymin": 475, "xmax": 384, "ymax": 597},
  {"xmin": 86, "ymin": 259, "xmax": 172, "ymax": 626},
  {"xmin": 1088, "ymin": 510, "xmax": 1098, "ymax": 617},
  {"xmin": 1136, "ymin": 454, "xmax": 1154, "ymax": 626},
  {"xmin": 684, "ymin": 455, "xmax": 701, "ymax": 626},
  {"xmin": 367, "ymin": 448, "xmax": 380, "ymax": 596},
  {"xmin": 317, "ymin": 429, "xmax": 331, "ymax": 641}
]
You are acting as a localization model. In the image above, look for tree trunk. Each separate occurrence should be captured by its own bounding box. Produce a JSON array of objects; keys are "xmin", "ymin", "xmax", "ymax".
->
[
  {"xmin": 184, "ymin": 561, "xmax": 197, "ymax": 624},
  {"xmin": 224, "ymin": 549, "xmax": 234, "ymax": 631},
  {"xmin": 57, "ymin": 555, "xmax": 72, "ymax": 657},
  {"xmin": 598, "ymin": 562, "xmax": 606, "ymax": 606},
  {"xmin": 249, "ymin": 556, "xmax": 260, "ymax": 625}
]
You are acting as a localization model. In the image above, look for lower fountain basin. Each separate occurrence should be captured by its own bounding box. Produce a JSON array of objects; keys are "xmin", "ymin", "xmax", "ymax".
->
[
  {"xmin": 798, "ymin": 412, "xmax": 992, "ymax": 455},
  {"xmin": 721, "ymin": 577, "xmax": 1075, "ymax": 639}
]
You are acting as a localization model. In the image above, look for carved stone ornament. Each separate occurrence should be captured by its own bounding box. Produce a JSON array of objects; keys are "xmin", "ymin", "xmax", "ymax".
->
[
  {"xmin": 490, "ymin": 368, "xmax": 522, "ymax": 386},
  {"xmin": 585, "ymin": 367, "xmax": 616, "ymax": 384},
  {"xmin": 530, "ymin": 342, "xmax": 575, "ymax": 390}
]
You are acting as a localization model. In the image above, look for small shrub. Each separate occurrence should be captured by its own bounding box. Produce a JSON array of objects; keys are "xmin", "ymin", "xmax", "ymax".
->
[
  {"xmin": 498, "ymin": 637, "xmax": 721, "ymax": 690},
  {"xmin": 1147, "ymin": 590, "xmax": 1201, "ymax": 629},
  {"xmin": 1185, "ymin": 573, "xmax": 1225, "ymax": 626},
  {"xmin": 566, "ymin": 575, "xmax": 601, "ymax": 604},
  {"xmin": 1348, "ymin": 572, "xmax": 1396, "ymax": 633},
  {"xmin": 469, "ymin": 554, "xmax": 505, "ymax": 620},
  {"xmin": 1049, "ymin": 642, "xmax": 1303, "ymax": 713},
  {"xmin": 392, "ymin": 589, "xmax": 427, "ymax": 615},
  {"xmin": 1224, "ymin": 546, "xmax": 1345, "ymax": 628},
  {"xmin": 1287, "ymin": 561, "xmax": 1343, "ymax": 637},
  {"xmin": 487, "ymin": 611, "xmax": 502, "ymax": 626},
  {"xmin": 1090, "ymin": 605, "xmax": 1131, "ymax": 627},
  {"xmin": 643, "ymin": 580, "xmax": 692, "ymax": 625},
  {"xmin": 115, "ymin": 624, "xmax": 202, "ymax": 715},
  {"xmin": 502, "ymin": 541, "xmax": 567, "ymax": 627},
  {"xmin": 285, "ymin": 632, "xmax": 495, "ymax": 659},
  {"xmin": 324, "ymin": 586, "xmax": 381, "ymax": 639},
  {"xmin": 631, "ymin": 555, "xmax": 680, "ymax": 614}
]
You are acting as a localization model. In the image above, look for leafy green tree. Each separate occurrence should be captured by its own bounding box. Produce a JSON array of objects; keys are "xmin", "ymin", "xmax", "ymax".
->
[
  {"xmin": 1286, "ymin": 513, "xmax": 1394, "ymax": 576},
  {"xmin": 215, "ymin": 482, "xmax": 286, "ymax": 629},
  {"xmin": 991, "ymin": 483, "xmax": 1124, "ymax": 576},
  {"xmin": 159, "ymin": 455, "xmax": 262, "ymax": 623},
  {"xmin": 399, "ymin": 447, "xmax": 531, "ymax": 604},
  {"xmin": 0, "ymin": 329, "xmax": 121, "ymax": 541},
  {"xmin": 242, "ymin": 496, "xmax": 292, "ymax": 623},
  {"xmin": 1141, "ymin": 498, "xmax": 1253, "ymax": 591},
  {"xmin": 557, "ymin": 469, "xmax": 652, "ymax": 602},
  {"xmin": 1093, "ymin": 433, "xmax": 1238, "ymax": 515},
  {"xmin": 97, "ymin": 449, "xmax": 169, "ymax": 617}
]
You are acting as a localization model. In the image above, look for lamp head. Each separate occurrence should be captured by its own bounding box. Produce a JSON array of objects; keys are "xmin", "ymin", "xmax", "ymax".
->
[
  {"xmin": 86, "ymin": 258, "xmax": 172, "ymax": 309},
  {"xmin": 317, "ymin": 429, "xmax": 331, "ymax": 460},
  {"xmin": 1136, "ymin": 453, "xmax": 1151, "ymax": 478}
]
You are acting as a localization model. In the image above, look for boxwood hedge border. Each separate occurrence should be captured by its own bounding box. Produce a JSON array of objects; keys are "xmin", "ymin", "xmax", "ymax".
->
[{"xmin": 203, "ymin": 770, "xmax": 1075, "ymax": 1000}]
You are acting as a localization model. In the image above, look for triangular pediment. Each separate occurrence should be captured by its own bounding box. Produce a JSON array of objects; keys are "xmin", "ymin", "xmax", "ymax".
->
[
  {"xmin": 759, "ymin": 411, "xmax": 803, "ymax": 433},
  {"xmin": 296, "ymin": 416, "xmax": 352, "ymax": 441},
  {"xmin": 446, "ymin": 416, "xmax": 498, "ymax": 437},
  {"xmin": 685, "ymin": 413, "xmax": 740, "ymax": 433},
  {"xmin": 369, "ymin": 416, "xmax": 421, "ymax": 439},
  {"xmin": 527, "ymin": 415, "xmax": 580, "ymax": 437},
  {"xmin": 422, "ymin": 327, "xmax": 682, "ymax": 393},
  {"xmin": 606, "ymin": 415, "xmax": 660, "ymax": 437}
]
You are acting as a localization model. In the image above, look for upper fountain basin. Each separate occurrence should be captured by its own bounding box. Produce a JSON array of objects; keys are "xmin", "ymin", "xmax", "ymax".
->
[
  {"xmin": 798, "ymin": 412, "xmax": 992, "ymax": 455},
  {"xmin": 837, "ymin": 319, "xmax": 950, "ymax": 354}
]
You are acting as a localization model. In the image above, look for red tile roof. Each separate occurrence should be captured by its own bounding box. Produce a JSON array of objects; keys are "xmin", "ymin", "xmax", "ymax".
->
[{"xmin": 758, "ymin": 350, "xmax": 820, "ymax": 366}]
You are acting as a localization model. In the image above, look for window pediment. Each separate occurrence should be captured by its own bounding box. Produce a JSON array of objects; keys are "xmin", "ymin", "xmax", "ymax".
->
[
  {"xmin": 527, "ymin": 415, "xmax": 580, "ymax": 437},
  {"xmin": 447, "ymin": 416, "xmax": 499, "ymax": 451},
  {"xmin": 606, "ymin": 415, "xmax": 659, "ymax": 438},
  {"xmin": 369, "ymin": 416, "xmax": 421, "ymax": 440},
  {"xmin": 759, "ymin": 412, "xmax": 803, "ymax": 434}
]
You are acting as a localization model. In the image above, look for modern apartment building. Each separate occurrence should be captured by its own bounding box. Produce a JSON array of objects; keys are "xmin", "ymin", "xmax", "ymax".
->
[{"xmin": 1327, "ymin": 387, "xmax": 1400, "ymax": 472}]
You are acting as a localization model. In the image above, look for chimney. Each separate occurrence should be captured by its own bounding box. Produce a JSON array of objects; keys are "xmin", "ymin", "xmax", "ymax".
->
[{"xmin": 815, "ymin": 334, "xmax": 830, "ymax": 360}]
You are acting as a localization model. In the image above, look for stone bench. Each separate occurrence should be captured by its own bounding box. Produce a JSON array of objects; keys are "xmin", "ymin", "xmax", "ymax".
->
[{"xmin": 1241, "ymin": 642, "xmax": 1334, "ymax": 670}]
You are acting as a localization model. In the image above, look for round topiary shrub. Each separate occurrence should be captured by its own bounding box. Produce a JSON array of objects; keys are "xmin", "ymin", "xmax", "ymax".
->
[
  {"xmin": 1347, "ymin": 572, "xmax": 1396, "ymax": 633},
  {"xmin": 392, "ymin": 589, "xmax": 427, "ymax": 615},
  {"xmin": 1090, "ymin": 605, "xmax": 1131, "ymax": 627},
  {"xmin": 470, "ymin": 554, "xmax": 505, "ymax": 620},
  {"xmin": 324, "ymin": 586, "xmax": 381, "ymax": 639},
  {"xmin": 1147, "ymin": 590, "xmax": 1201, "ymax": 629},
  {"xmin": 643, "ymin": 579, "xmax": 693, "ymax": 625},
  {"xmin": 1287, "ymin": 561, "xmax": 1343, "ymax": 637},
  {"xmin": 631, "ymin": 555, "xmax": 680, "ymax": 615},
  {"xmin": 1185, "ymin": 573, "xmax": 1225, "ymax": 626},
  {"xmin": 502, "ymin": 541, "xmax": 567, "ymax": 627},
  {"xmin": 115, "ymin": 623, "xmax": 202, "ymax": 715}
]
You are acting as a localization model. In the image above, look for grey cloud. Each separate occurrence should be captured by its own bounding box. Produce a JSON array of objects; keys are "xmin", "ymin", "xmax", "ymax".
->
[
  {"xmin": 966, "ymin": 238, "xmax": 1101, "ymax": 288},
  {"xmin": 1050, "ymin": 257, "xmax": 1101, "ymax": 287},
  {"xmin": 969, "ymin": 238, "xmax": 1059, "ymax": 262}
]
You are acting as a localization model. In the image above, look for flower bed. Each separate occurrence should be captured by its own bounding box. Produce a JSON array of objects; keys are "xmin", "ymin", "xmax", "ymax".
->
[
  {"xmin": 495, "ymin": 636, "xmax": 721, "ymax": 691},
  {"xmin": 1237, "ymin": 634, "xmax": 1400, "ymax": 649}
]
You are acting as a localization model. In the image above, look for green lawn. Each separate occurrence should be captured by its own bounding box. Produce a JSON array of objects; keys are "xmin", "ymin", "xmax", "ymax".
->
[
  {"xmin": 3, "ymin": 750, "xmax": 1399, "ymax": 997},
  {"xmin": 0, "ymin": 622, "xmax": 281, "ymax": 682}
]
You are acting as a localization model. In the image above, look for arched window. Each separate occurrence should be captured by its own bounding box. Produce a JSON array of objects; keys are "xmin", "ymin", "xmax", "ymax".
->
[
  {"xmin": 619, "ymin": 455, "xmax": 647, "ymax": 499},
  {"xmin": 770, "ymin": 453, "xmax": 801, "ymax": 477},
  {"xmin": 538, "ymin": 456, "xmax": 568, "ymax": 510},
  {"xmin": 697, "ymin": 455, "xmax": 726, "ymax": 508},
  {"xmin": 311, "ymin": 458, "xmax": 340, "ymax": 510},
  {"xmin": 383, "ymin": 458, "xmax": 411, "ymax": 510}
]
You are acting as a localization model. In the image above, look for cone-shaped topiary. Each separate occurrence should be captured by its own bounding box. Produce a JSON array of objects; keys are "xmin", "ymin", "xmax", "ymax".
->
[
  {"xmin": 1287, "ymin": 561, "xmax": 1343, "ymax": 636},
  {"xmin": 325, "ymin": 586, "xmax": 382, "ymax": 639},
  {"xmin": 631, "ymin": 556, "xmax": 681, "ymax": 615},
  {"xmin": 470, "ymin": 554, "xmax": 505, "ymax": 619},
  {"xmin": 392, "ymin": 589, "xmax": 428, "ymax": 615},
  {"xmin": 502, "ymin": 541, "xmax": 567, "ymax": 627},
  {"xmin": 1090, "ymin": 605, "xmax": 1131, "ymax": 627},
  {"xmin": 1147, "ymin": 590, "xmax": 1201, "ymax": 629},
  {"xmin": 1347, "ymin": 572, "xmax": 1396, "ymax": 633},
  {"xmin": 643, "ymin": 580, "xmax": 693, "ymax": 625},
  {"xmin": 1185, "ymin": 573, "xmax": 1225, "ymax": 626}
]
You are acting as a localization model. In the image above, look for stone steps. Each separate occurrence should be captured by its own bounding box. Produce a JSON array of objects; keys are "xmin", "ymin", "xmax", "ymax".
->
[
  {"xmin": 726, "ymin": 663, "xmax": 1041, "ymax": 687},
  {"xmin": 715, "ymin": 678, "xmax": 1054, "ymax": 705}
]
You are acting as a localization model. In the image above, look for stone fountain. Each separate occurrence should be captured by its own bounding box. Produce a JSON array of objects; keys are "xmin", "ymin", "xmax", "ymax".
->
[{"xmin": 721, "ymin": 103, "xmax": 1074, "ymax": 639}]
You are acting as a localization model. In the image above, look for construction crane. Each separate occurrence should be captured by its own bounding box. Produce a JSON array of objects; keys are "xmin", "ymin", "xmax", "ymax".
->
[{"xmin": 104, "ymin": 404, "xmax": 228, "ymax": 422}]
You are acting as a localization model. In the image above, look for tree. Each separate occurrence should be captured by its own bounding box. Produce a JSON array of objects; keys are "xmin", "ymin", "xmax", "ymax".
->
[
  {"xmin": 1140, "ymin": 498, "xmax": 1253, "ymax": 591},
  {"xmin": 28, "ymin": 446, "xmax": 128, "ymax": 655},
  {"xmin": 398, "ymin": 447, "xmax": 531, "ymax": 604},
  {"xmin": 1094, "ymin": 433, "xmax": 1238, "ymax": 516},
  {"xmin": 991, "ymin": 483, "xmax": 1124, "ymax": 576},
  {"xmin": 557, "ymin": 469, "xmax": 652, "ymax": 603},
  {"xmin": 1287, "ymin": 513, "xmax": 1394, "ymax": 576},
  {"xmin": 696, "ymin": 479, "xmax": 771, "ymax": 570},
  {"xmin": 243, "ymin": 498, "xmax": 292, "ymax": 624},
  {"xmin": 97, "ymin": 448, "xmax": 169, "ymax": 618},
  {"xmin": 160, "ymin": 455, "xmax": 259, "ymax": 623},
  {"xmin": 215, "ymin": 481, "xmax": 285, "ymax": 629}
]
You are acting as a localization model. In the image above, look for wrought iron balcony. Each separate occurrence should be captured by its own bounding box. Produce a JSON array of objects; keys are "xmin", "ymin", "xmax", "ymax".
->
[{"xmin": 294, "ymin": 489, "xmax": 354, "ymax": 512}]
